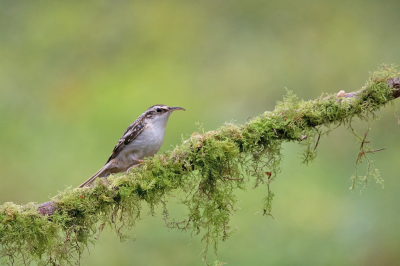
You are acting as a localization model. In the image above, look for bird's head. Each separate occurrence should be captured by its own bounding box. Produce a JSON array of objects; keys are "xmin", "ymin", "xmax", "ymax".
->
[{"xmin": 143, "ymin": 104, "xmax": 185, "ymax": 125}]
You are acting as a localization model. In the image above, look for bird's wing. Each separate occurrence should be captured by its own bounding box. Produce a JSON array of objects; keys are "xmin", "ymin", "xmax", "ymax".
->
[{"xmin": 105, "ymin": 119, "xmax": 146, "ymax": 164}]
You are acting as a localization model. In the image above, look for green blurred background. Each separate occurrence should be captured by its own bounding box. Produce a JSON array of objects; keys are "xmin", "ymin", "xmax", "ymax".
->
[{"xmin": 1, "ymin": 0, "xmax": 400, "ymax": 265}]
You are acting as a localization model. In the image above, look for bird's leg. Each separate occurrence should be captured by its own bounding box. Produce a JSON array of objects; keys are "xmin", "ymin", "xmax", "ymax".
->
[
  {"xmin": 126, "ymin": 164, "xmax": 140, "ymax": 173},
  {"xmin": 126, "ymin": 160, "xmax": 145, "ymax": 173}
]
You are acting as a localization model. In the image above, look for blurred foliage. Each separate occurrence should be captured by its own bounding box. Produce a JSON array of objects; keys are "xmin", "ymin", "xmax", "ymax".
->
[{"xmin": 1, "ymin": 0, "xmax": 400, "ymax": 265}]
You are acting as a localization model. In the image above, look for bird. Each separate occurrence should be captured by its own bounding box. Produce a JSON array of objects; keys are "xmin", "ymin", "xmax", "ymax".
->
[{"xmin": 78, "ymin": 104, "xmax": 185, "ymax": 188}]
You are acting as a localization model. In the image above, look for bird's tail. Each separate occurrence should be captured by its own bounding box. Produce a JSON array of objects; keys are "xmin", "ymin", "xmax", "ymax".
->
[{"xmin": 78, "ymin": 165, "xmax": 111, "ymax": 188}]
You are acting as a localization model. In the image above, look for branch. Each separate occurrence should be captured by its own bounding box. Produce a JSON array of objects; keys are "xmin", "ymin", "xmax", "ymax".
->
[{"xmin": 1, "ymin": 67, "xmax": 399, "ymax": 266}]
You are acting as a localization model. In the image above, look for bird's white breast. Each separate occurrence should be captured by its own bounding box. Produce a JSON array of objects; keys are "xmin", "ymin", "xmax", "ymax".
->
[{"xmin": 117, "ymin": 112, "xmax": 171, "ymax": 168}]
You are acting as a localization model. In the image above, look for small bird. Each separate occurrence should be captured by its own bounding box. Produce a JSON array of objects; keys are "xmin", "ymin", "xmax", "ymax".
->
[{"xmin": 78, "ymin": 104, "xmax": 185, "ymax": 188}]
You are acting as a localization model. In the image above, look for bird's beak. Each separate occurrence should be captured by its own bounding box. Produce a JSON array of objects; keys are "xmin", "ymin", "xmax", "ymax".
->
[{"xmin": 169, "ymin": 106, "xmax": 186, "ymax": 112}]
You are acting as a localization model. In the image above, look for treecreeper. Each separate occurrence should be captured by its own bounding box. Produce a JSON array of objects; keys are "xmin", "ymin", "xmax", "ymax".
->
[{"xmin": 78, "ymin": 105, "xmax": 185, "ymax": 188}]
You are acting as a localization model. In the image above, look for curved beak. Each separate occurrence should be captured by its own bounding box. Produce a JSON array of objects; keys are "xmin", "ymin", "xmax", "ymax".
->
[{"xmin": 169, "ymin": 106, "xmax": 186, "ymax": 112}]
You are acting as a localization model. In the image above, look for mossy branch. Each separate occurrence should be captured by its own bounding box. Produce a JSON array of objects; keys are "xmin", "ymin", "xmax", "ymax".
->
[{"xmin": 1, "ymin": 66, "xmax": 400, "ymax": 266}]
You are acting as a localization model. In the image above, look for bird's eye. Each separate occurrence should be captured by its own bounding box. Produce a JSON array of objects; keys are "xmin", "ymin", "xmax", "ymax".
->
[{"xmin": 156, "ymin": 108, "xmax": 162, "ymax": 113}]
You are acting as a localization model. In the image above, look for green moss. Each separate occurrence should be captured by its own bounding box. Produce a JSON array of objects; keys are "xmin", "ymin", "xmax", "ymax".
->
[{"xmin": 1, "ymin": 66, "xmax": 399, "ymax": 265}]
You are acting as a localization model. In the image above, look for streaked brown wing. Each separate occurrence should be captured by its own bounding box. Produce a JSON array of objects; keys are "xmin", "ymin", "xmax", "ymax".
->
[{"xmin": 105, "ymin": 120, "xmax": 146, "ymax": 164}]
